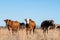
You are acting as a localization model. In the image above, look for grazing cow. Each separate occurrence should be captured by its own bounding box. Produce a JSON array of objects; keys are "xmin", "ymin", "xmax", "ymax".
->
[
  {"xmin": 57, "ymin": 25, "xmax": 60, "ymax": 29},
  {"xmin": 4, "ymin": 19, "xmax": 20, "ymax": 34},
  {"xmin": 20, "ymin": 22, "xmax": 26, "ymax": 29},
  {"xmin": 41, "ymin": 20, "xmax": 55, "ymax": 33},
  {"xmin": 25, "ymin": 18, "xmax": 36, "ymax": 34}
]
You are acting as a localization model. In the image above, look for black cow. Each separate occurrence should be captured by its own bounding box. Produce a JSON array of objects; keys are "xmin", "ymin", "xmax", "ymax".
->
[
  {"xmin": 20, "ymin": 22, "xmax": 26, "ymax": 29},
  {"xmin": 41, "ymin": 20, "xmax": 55, "ymax": 33},
  {"xmin": 57, "ymin": 25, "xmax": 60, "ymax": 29}
]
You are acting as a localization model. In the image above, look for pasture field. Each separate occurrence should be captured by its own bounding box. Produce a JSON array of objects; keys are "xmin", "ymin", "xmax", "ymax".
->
[{"xmin": 0, "ymin": 27, "xmax": 60, "ymax": 40}]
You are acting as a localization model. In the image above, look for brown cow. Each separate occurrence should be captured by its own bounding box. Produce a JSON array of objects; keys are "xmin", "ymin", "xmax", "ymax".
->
[
  {"xmin": 4, "ymin": 19, "xmax": 20, "ymax": 34},
  {"xmin": 25, "ymin": 18, "xmax": 36, "ymax": 35}
]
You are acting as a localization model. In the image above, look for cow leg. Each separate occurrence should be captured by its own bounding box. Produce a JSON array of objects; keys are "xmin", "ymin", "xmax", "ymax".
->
[
  {"xmin": 33, "ymin": 26, "xmax": 36, "ymax": 33},
  {"xmin": 18, "ymin": 25, "xmax": 20, "ymax": 31},
  {"xmin": 43, "ymin": 28, "xmax": 46, "ymax": 33},
  {"xmin": 43, "ymin": 30, "xmax": 45, "ymax": 33},
  {"xmin": 28, "ymin": 27, "xmax": 32, "ymax": 34},
  {"xmin": 8, "ymin": 26, "xmax": 11, "ymax": 34},
  {"xmin": 26, "ymin": 28, "xmax": 28, "ymax": 35},
  {"xmin": 12, "ymin": 29, "xmax": 14, "ymax": 34},
  {"xmin": 12, "ymin": 29, "xmax": 15, "ymax": 35},
  {"xmin": 8, "ymin": 26, "xmax": 10, "ymax": 31},
  {"xmin": 45, "ymin": 28, "xmax": 48, "ymax": 34},
  {"xmin": 46, "ymin": 27, "xmax": 48, "ymax": 33},
  {"xmin": 14, "ymin": 29, "xmax": 17, "ymax": 33},
  {"xmin": 41, "ymin": 27, "xmax": 45, "ymax": 33},
  {"xmin": 33, "ymin": 29, "xmax": 34, "ymax": 34},
  {"xmin": 29, "ymin": 30, "xmax": 31, "ymax": 34}
]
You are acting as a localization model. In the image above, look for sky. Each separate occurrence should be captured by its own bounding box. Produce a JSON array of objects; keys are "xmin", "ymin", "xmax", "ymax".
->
[{"xmin": 0, "ymin": 0, "xmax": 60, "ymax": 27}]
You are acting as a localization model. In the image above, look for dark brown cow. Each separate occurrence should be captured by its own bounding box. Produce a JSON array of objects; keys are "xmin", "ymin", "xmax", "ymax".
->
[
  {"xmin": 57, "ymin": 25, "xmax": 60, "ymax": 29},
  {"xmin": 41, "ymin": 20, "xmax": 55, "ymax": 33},
  {"xmin": 4, "ymin": 19, "xmax": 20, "ymax": 34},
  {"xmin": 20, "ymin": 22, "xmax": 26, "ymax": 29},
  {"xmin": 25, "ymin": 18, "xmax": 36, "ymax": 35}
]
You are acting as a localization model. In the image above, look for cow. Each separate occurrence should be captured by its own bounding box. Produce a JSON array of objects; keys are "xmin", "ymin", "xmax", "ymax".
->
[
  {"xmin": 57, "ymin": 25, "xmax": 60, "ymax": 29},
  {"xmin": 41, "ymin": 20, "xmax": 55, "ymax": 33},
  {"xmin": 4, "ymin": 19, "xmax": 20, "ymax": 34},
  {"xmin": 20, "ymin": 22, "xmax": 26, "ymax": 29},
  {"xmin": 25, "ymin": 18, "xmax": 36, "ymax": 35}
]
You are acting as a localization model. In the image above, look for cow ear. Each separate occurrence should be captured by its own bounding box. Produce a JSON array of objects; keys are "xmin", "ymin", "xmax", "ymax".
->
[
  {"xmin": 25, "ymin": 19, "xmax": 26, "ymax": 21},
  {"xmin": 29, "ymin": 19, "xmax": 31, "ymax": 21},
  {"xmin": 51, "ymin": 20, "xmax": 54, "ymax": 22},
  {"xmin": 9, "ymin": 20, "xmax": 11, "ymax": 21},
  {"xmin": 4, "ymin": 19, "xmax": 8, "ymax": 21},
  {"xmin": 4, "ymin": 20, "xmax": 6, "ymax": 21},
  {"xmin": 50, "ymin": 20, "xmax": 54, "ymax": 23},
  {"xmin": 6, "ymin": 19, "xmax": 8, "ymax": 20}
]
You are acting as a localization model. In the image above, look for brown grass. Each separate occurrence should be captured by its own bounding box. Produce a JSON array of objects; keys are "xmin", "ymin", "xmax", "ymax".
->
[{"xmin": 0, "ymin": 27, "xmax": 60, "ymax": 40}]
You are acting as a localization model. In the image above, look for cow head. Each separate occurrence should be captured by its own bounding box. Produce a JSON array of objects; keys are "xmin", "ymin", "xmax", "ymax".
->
[
  {"xmin": 25, "ymin": 18, "xmax": 29, "ymax": 24},
  {"xmin": 48, "ymin": 20, "xmax": 55, "ymax": 29},
  {"xmin": 49, "ymin": 20, "xmax": 54, "ymax": 26},
  {"xmin": 4, "ymin": 19, "xmax": 11, "ymax": 25},
  {"xmin": 4, "ymin": 19, "xmax": 8, "ymax": 22}
]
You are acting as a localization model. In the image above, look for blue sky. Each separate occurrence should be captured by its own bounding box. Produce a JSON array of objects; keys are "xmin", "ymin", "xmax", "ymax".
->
[{"xmin": 0, "ymin": 0, "xmax": 60, "ymax": 27}]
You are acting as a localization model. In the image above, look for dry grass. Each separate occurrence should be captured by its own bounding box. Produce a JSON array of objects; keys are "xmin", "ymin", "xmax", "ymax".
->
[{"xmin": 0, "ymin": 27, "xmax": 60, "ymax": 40}]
